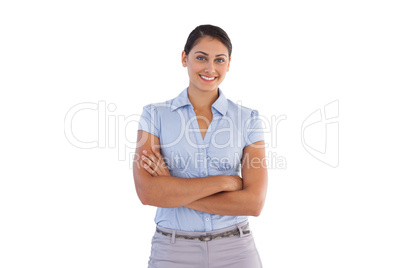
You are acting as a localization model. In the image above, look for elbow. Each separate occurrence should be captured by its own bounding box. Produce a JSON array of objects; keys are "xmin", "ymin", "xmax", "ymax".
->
[
  {"xmin": 250, "ymin": 205, "xmax": 263, "ymax": 217},
  {"xmin": 136, "ymin": 188, "xmax": 151, "ymax": 206},
  {"xmin": 133, "ymin": 169, "xmax": 154, "ymax": 206},
  {"xmin": 136, "ymin": 184, "xmax": 162, "ymax": 207},
  {"xmin": 242, "ymin": 187, "xmax": 266, "ymax": 216},
  {"xmin": 138, "ymin": 191, "xmax": 172, "ymax": 208},
  {"xmin": 138, "ymin": 193, "xmax": 150, "ymax": 206},
  {"xmin": 249, "ymin": 197, "xmax": 265, "ymax": 217},
  {"xmin": 251, "ymin": 209, "xmax": 261, "ymax": 217},
  {"xmin": 133, "ymin": 177, "xmax": 152, "ymax": 206}
]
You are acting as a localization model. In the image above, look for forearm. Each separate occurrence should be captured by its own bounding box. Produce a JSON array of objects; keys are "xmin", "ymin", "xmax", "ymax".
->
[
  {"xmin": 186, "ymin": 188, "xmax": 265, "ymax": 216},
  {"xmin": 136, "ymin": 174, "xmax": 232, "ymax": 208}
]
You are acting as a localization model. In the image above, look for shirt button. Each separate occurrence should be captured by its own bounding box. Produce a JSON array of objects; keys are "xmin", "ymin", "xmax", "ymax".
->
[
  {"xmin": 201, "ymin": 148, "xmax": 205, "ymax": 152},
  {"xmin": 205, "ymin": 218, "xmax": 210, "ymax": 221},
  {"xmin": 202, "ymin": 171, "xmax": 207, "ymax": 176}
]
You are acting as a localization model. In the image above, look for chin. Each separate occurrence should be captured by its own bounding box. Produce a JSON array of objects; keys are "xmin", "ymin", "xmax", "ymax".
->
[
  {"xmin": 190, "ymin": 81, "xmax": 220, "ymax": 92},
  {"xmin": 199, "ymin": 86, "xmax": 219, "ymax": 92}
]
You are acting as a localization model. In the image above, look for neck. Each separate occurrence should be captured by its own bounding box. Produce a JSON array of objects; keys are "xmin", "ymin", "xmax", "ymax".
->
[{"xmin": 187, "ymin": 85, "xmax": 219, "ymax": 111}]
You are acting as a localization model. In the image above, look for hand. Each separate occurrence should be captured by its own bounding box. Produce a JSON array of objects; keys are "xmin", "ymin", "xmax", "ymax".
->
[
  {"xmin": 141, "ymin": 146, "xmax": 171, "ymax": 177},
  {"xmin": 226, "ymin": 175, "xmax": 243, "ymax": 191}
]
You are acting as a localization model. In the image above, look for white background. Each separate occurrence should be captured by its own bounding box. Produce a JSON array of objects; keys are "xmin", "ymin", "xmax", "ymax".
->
[{"xmin": 1, "ymin": 0, "xmax": 401, "ymax": 267}]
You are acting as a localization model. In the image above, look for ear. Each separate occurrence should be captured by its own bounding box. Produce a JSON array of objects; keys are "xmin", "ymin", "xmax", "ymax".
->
[
  {"xmin": 181, "ymin": 50, "xmax": 188, "ymax": 67},
  {"xmin": 226, "ymin": 57, "xmax": 231, "ymax": 72}
]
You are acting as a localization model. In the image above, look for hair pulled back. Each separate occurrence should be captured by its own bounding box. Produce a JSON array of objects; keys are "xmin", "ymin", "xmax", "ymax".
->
[{"xmin": 184, "ymin": 24, "xmax": 232, "ymax": 57}]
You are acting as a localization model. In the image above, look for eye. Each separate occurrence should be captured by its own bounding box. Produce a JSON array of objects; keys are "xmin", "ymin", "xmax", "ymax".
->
[
  {"xmin": 196, "ymin": 56, "xmax": 206, "ymax": 61},
  {"xmin": 216, "ymin": 58, "xmax": 225, "ymax": 63}
]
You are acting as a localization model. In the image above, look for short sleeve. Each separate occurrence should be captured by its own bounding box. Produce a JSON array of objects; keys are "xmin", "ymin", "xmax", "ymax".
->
[
  {"xmin": 244, "ymin": 109, "xmax": 265, "ymax": 147},
  {"xmin": 138, "ymin": 104, "xmax": 160, "ymax": 138}
]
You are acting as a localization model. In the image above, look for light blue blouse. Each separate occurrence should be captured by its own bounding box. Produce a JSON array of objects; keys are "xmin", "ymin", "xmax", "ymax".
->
[{"xmin": 138, "ymin": 87, "xmax": 265, "ymax": 232}]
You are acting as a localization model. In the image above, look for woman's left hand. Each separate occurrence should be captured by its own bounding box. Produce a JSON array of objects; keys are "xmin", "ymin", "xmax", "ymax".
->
[{"xmin": 141, "ymin": 146, "xmax": 171, "ymax": 177}]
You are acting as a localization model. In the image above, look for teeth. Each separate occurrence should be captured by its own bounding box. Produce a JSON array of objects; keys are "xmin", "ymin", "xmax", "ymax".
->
[{"xmin": 201, "ymin": 75, "xmax": 215, "ymax": 81}]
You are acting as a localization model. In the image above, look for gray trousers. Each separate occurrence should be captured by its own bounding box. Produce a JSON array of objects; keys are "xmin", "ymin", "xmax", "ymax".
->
[{"xmin": 148, "ymin": 221, "xmax": 263, "ymax": 268}]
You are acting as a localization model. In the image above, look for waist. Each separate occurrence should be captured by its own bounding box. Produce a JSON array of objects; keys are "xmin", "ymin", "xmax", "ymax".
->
[
  {"xmin": 154, "ymin": 207, "xmax": 248, "ymax": 232},
  {"xmin": 156, "ymin": 220, "xmax": 250, "ymax": 238}
]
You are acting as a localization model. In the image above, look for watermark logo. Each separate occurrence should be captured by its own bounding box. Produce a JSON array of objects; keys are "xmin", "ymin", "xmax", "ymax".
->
[
  {"xmin": 64, "ymin": 101, "xmax": 140, "ymax": 160},
  {"xmin": 64, "ymin": 100, "xmax": 288, "ymax": 170},
  {"xmin": 301, "ymin": 100, "xmax": 339, "ymax": 167}
]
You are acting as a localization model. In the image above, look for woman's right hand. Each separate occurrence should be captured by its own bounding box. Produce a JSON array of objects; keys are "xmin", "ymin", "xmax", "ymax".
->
[
  {"xmin": 141, "ymin": 146, "xmax": 171, "ymax": 177},
  {"xmin": 226, "ymin": 175, "xmax": 243, "ymax": 191}
]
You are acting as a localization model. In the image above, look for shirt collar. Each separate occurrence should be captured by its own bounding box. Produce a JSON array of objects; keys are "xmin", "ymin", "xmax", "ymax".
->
[
  {"xmin": 171, "ymin": 88, "xmax": 228, "ymax": 116},
  {"xmin": 212, "ymin": 88, "xmax": 229, "ymax": 115},
  {"xmin": 170, "ymin": 88, "xmax": 192, "ymax": 111}
]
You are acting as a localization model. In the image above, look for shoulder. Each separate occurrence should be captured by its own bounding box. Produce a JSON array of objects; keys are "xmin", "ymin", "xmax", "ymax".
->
[
  {"xmin": 142, "ymin": 98, "xmax": 175, "ymax": 114},
  {"xmin": 138, "ymin": 98, "xmax": 177, "ymax": 135},
  {"xmin": 226, "ymin": 98, "xmax": 260, "ymax": 120}
]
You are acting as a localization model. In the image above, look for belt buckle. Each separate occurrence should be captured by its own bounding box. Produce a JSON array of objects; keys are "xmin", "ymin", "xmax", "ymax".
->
[{"xmin": 199, "ymin": 235, "xmax": 212, "ymax": 242}]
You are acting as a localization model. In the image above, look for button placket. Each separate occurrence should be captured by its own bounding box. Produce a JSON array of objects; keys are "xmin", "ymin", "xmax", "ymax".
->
[
  {"xmin": 204, "ymin": 213, "xmax": 212, "ymax": 231},
  {"xmin": 199, "ymin": 147, "xmax": 208, "ymax": 177}
]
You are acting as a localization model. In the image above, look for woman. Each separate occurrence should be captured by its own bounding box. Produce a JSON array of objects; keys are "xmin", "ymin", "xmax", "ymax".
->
[{"xmin": 133, "ymin": 24, "xmax": 268, "ymax": 268}]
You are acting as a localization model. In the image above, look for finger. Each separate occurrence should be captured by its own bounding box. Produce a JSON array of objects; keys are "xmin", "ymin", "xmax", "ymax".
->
[
  {"xmin": 142, "ymin": 155, "xmax": 163, "ymax": 176},
  {"xmin": 148, "ymin": 158, "xmax": 164, "ymax": 176},
  {"xmin": 151, "ymin": 146, "xmax": 163, "ymax": 160},
  {"xmin": 141, "ymin": 158, "xmax": 159, "ymax": 177},
  {"xmin": 144, "ymin": 148, "xmax": 167, "ymax": 176},
  {"xmin": 151, "ymin": 146, "xmax": 169, "ymax": 170},
  {"xmin": 141, "ymin": 155, "xmax": 158, "ymax": 171},
  {"xmin": 142, "ymin": 150, "xmax": 158, "ymax": 165},
  {"xmin": 142, "ymin": 162, "xmax": 157, "ymax": 176}
]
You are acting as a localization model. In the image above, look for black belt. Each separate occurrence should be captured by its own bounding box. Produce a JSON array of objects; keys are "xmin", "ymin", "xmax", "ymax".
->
[{"xmin": 156, "ymin": 223, "xmax": 250, "ymax": 242}]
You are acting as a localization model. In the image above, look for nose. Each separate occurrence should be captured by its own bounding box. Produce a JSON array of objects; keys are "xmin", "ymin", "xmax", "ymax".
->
[{"xmin": 204, "ymin": 60, "xmax": 216, "ymax": 74}]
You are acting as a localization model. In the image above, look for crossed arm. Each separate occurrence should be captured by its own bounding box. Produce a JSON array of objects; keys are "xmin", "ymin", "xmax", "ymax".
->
[{"xmin": 132, "ymin": 130, "xmax": 268, "ymax": 216}]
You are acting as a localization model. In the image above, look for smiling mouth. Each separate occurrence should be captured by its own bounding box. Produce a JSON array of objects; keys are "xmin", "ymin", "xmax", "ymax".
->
[{"xmin": 199, "ymin": 75, "xmax": 217, "ymax": 81}]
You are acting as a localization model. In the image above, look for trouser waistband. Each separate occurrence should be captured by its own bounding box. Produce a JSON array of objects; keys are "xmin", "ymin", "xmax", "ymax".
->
[{"xmin": 155, "ymin": 220, "xmax": 250, "ymax": 243}]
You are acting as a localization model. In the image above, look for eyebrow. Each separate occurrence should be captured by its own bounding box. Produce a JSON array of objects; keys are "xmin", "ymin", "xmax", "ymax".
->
[{"xmin": 194, "ymin": 51, "xmax": 228, "ymax": 58}]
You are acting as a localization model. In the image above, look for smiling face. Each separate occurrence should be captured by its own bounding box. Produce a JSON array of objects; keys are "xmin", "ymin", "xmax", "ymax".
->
[{"xmin": 182, "ymin": 36, "xmax": 231, "ymax": 93}]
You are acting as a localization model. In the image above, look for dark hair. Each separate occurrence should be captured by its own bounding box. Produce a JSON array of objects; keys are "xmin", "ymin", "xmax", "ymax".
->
[{"xmin": 184, "ymin": 24, "xmax": 232, "ymax": 57}]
